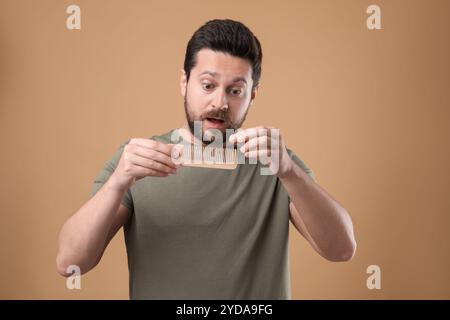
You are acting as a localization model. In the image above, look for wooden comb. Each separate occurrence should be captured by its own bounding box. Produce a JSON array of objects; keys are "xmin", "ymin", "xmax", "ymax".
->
[{"xmin": 168, "ymin": 143, "xmax": 238, "ymax": 170}]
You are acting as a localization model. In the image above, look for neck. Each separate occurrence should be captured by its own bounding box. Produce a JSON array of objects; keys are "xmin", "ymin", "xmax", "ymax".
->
[{"xmin": 179, "ymin": 121, "xmax": 206, "ymax": 146}]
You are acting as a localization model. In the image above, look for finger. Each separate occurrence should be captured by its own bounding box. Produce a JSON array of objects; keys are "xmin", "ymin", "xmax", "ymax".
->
[
  {"xmin": 240, "ymin": 136, "xmax": 271, "ymax": 153},
  {"xmin": 128, "ymin": 153, "xmax": 177, "ymax": 174},
  {"xmin": 131, "ymin": 144, "xmax": 179, "ymax": 169},
  {"xmin": 129, "ymin": 138, "xmax": 174, "ymax": 157},
  {"xmin": 244, "ymin": 149, "xmax": 272, "ymax": 165},
  {"xmin": 226, "ymin": 128, "xmax": 243, "ymax": 143},
  {"xmin": 134, "ymin": 166, "xmax": 169, "ymax": 178},
  {"xmin": 229, "ymin": 126, "xmax": 266, "ymax": 144}
]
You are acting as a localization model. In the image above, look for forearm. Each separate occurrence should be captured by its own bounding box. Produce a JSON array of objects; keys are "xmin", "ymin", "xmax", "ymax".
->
[
  {"xmin": 56, "ymin": 176, "xmax": 125, "ymax": 275},
  {"xmin": 279, "ymin": 164, "xmax": 356, "ymax": 261}
]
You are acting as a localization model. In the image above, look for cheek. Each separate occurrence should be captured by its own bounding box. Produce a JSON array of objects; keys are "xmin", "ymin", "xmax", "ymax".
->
[
  {"xmin": 234, "ymin": 107, "xmax": 247, "ymax": 120},
  {"xmin": 187, "ymin": 84, "xmax": 210, "ymax": 110},
  {"xmin": 231, "ymin": 97, "xmax": 251, "ymax": 118}
]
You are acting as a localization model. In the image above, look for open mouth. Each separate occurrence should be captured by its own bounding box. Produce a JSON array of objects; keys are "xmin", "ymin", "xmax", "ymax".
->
[{"xmin": 205, "ymin": 117, "xmax": 225, "ymax": 125}]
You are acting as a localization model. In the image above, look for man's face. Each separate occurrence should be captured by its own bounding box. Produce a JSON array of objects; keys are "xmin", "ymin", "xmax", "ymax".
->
[{"xmin": 180, "ymin": 49, "xmax": 258, "ymax": 142}]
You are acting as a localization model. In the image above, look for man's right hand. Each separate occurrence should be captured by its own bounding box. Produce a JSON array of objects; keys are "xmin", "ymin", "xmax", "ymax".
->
[{"xmin": 109, "ymin": 138, "xmax": 180, "ymax": 191}]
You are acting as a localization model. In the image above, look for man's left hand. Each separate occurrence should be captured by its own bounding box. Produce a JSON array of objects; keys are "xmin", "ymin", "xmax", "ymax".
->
[{"xmin": 229, "ymin": 126, "xmax": 294, "ymax": 177}]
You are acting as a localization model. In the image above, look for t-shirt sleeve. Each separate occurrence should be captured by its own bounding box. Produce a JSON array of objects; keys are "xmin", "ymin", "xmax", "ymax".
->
[
  {"xmin": 90, "ymin": 140, "xmax": 134, "ymax": 212},
  {"xmin": 286, "ymin": 147, "xmax": 316, "ymax": 182}
]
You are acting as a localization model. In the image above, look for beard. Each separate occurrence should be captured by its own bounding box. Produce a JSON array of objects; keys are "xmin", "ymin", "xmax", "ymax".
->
[{"xmin": 183, "ymin": 95, "xmax": 250, "ymax": 145}]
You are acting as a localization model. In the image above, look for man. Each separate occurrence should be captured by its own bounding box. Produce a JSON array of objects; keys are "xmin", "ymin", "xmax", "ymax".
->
[{"xmin": 56, "ymin": 19, "xmax": 356, "ymax": 299}]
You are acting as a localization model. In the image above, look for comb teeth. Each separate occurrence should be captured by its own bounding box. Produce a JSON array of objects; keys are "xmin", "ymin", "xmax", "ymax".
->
[{"xmin": 169, "ymin": 144, "xmax": 238, "ymax": 170}]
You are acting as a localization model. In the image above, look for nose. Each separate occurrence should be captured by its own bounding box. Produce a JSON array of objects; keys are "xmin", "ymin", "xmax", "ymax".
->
[{"xmin": 212, "ymin": 88, "xmax": 228, "ymax": 110}]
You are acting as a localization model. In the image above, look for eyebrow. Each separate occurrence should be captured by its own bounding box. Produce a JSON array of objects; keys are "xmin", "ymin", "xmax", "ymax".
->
[{"xmin": 199, "ymin": 70, "xmax": 247, "ymax": 84}]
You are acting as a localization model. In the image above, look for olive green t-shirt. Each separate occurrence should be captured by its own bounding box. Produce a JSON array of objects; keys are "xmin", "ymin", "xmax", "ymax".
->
[{"xmin": 91, "ymin": 129, "xmax": 314, "ymax": 299}]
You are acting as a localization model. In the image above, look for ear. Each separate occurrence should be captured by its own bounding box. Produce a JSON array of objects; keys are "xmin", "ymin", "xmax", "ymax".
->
[
  {"xmin": 180, "ymin": 69, "xmax": 187, "ymax": 97},
  {"xmin": 249, "ymin": 83, "xmax": 260, "ymax": 106}
]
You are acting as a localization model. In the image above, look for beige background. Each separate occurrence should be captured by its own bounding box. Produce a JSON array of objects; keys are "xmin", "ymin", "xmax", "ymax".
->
[{"xmin": 0, "ymin": 0, "xmax": 449, "ymax": 299}]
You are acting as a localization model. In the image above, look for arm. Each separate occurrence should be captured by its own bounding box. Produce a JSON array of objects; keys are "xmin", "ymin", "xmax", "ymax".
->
[
  {"xmin": 56, "ymin": 176, "xmax": 131, "ymax": 276},
  {"xmin": 280, "ymin": 164, "xmax": 356, "ymax": 262},
  {"xmin": 230, "ymin": 126, "xmax": 356, "ymax": 262},
  {"xmin": 56, "ymin": 138, "xmax": 179, "ymax": 276}
]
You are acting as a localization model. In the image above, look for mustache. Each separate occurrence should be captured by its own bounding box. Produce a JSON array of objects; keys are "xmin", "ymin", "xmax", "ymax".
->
[{"xmin": 202, "ymin": 109, "xmax": 229, "ymax": 121}]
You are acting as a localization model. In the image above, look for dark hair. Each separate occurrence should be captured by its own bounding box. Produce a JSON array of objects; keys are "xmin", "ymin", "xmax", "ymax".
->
[{"xmin": 183, "ymin": 19, "xmax": 262, "ymax": 89}]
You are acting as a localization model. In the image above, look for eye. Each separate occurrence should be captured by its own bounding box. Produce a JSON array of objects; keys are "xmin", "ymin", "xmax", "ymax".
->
[
  {"xmin": 230, "ymin": 88, "xmax": 243, "ymax": 96},
  {"xmin": 201, "ymin": 82, "xmax": 214, "ymax": 91}
]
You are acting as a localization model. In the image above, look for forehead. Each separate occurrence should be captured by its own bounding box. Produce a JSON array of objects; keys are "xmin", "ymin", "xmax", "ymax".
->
[{"xmin": 192, "ymin": 49, "xmax": 252, "ymax": 80}]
